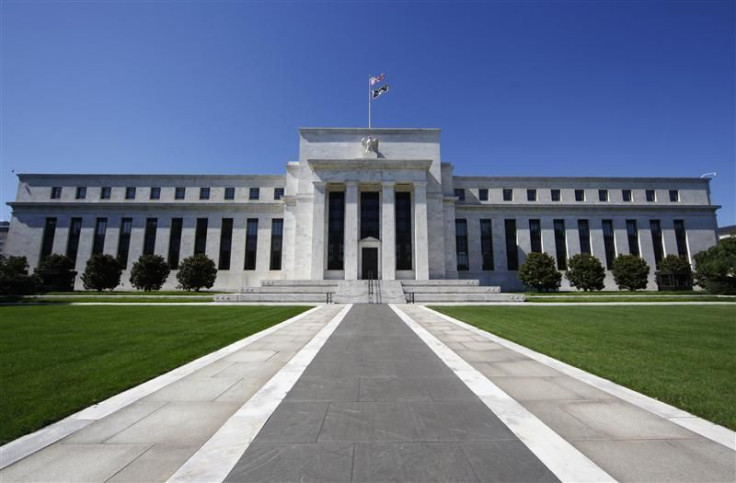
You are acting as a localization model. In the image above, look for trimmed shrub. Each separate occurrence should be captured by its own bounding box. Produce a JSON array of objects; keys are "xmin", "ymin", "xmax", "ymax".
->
[
  {"xmin": 693, "ymin": 234, "xmax": 736, "ymax": 294},
  {"xmin": 519, "ymin": 252, "xmax": 561, "ymax": 292},
  {"xmin": 0, "ymin": 255, "xmax": 41, "ymax": 295},
  {"xmin": 82, "ymin": 254, "xmax": 122, "ymax": 292},
  {"xmin": 565, "ymin": 253, "xmax": 605, "ymax": 291},
  {"xmin": 176, "ymin": 254, "xmax": 217, "ymax": 292},
  {"xmin": 36, "ymin": 254, "xmax": 76, "ymax": 292},
  {"xmin": 612, "ymin": 254, "xmax": 650, "ymax": 291},
  {"xmin": 130, "ymin": 254, "xmax": 170, "ymax": 292}
]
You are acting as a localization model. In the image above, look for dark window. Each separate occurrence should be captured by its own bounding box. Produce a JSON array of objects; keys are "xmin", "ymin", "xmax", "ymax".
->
[
  {"xmin": 194, "ymin": 218, "xmax": 208, "ymax": 255},
  {"xmin": 101, "ymin": 186, "xmax": 111, "ymax": 199},
  {"xmin": 66, "ymin": 217, "xmax": 83, "ymax": 263},
  {"xmin": 669, "ymin": 190, "xmax": 679, "ymax": 202},
  {"xmin": 143, "ymin": 218, "xmax": 157, "ymax": 255},
  {"xmin": 650, "ymin": 220, "xmax": 664, "ymax": 268},
  {"xmin": 480, "ymin": 219, "xmax": 494, "ymax": 270},
  {"xmin": 327, "ymin": 192, "xmax": 345, "ymax": 270},
  {"xmin": 175, "ymin": 187, "xmax": 186, "ymax": 200},
  {"xmin": 551, "ymin": 189, "xmax": 560, "ymax": 201},
  {"xmin": 125, "ymin": 187, "xmax": 136, "ymax": 200},
  {"xmin": 478, "ymin": 188, "xmax": 488, "ymax": 201},
  {"xmin": 527, "ymin": 189, "xmax": 537, "ymax": 201},
  {"xmin": 529, "ymin": 219, "xmax": 542, "ymax": 253},
  {"xmin": 168, "ymin": 218, "xmax": 183, "ymax": 269},
  {"xmin": 92, "ymin": 218, "xmax": 108, "ymax": 255},
  {"xmin": 51, "ymin": 187, "xmax": 62, "ymax": 199},
  {"xmin": 554, "ymin": 219, "xmax": 567, "ymax": 270},
  {"xmin": 249, "ymin": 187, "xmax": 260, "ymax": 200},
  {"xmin": 244, "ymin": 218, "xmax": 258, "ymax": 270},
  {"xmin": 224, "ymin": 187, "xmax": 235, "ymax": 200},
  {"xmin": 360, "ymin": 192, "xmax": 380, "ymax": 239},
  {"xmin": 274, "ymin": 187, "xmax": 284, "ymax": 200},
  {"xmin": 622, "ymin": 189, "xmax": 632, "ymax": 202},
  {"xmin": 674, "ymin": 220, "xmax": 688, "ymax": 258},
  {"xmin": 578, "ymin": 219, "xmax": 591, "ymax": 255},
  {"xmin": 76, "ymin": 187, "xmax": 86, "ymax": 199},
  {"xmin": 117, "ymin": 218, "xmax": 133, "ymax": 268},
  {"xmin": 602, "ymin": 220, "xmax": 616, "ymax": 269},
  {"xmin": 505, "ymin": 219, "xmax": 518, "ymax": 270},
  {"xmin": 646, "ymin": 189, "xmax": 656, "ymax": 202},
  {"xmin": 575, "ymin": 189, "xmax": 585, "ymax": 202},
  {"xmin": 454, "ymin": 188, "xmax": 465, "ymax": 201},
  {"xmin": 199, "ymin": 187, "xmax": 210, "ymax": 200},
  {"xmin": 150, "ymin": 187, "xmax": 161, "ymax": 200},
  {"xmin": 270, "ymin": 219, "xmax": 284, "ymax": 270},
  {"xmin": 218, "ymin": 218, "xmax": 233, "ymax": 270},
  {"xmin": 455, "ymin": 219, "xmax": 469, "ymax": 271},
  {"xmin": 40, "ymin": 217, "xmax": 57, "ymax": 260},
  {"xmin": 598, "ymin": 189, "xmax": 608, "ymax": 202},
  {"xmin": 502, "ymin": 189, "xmax": 513, "ymax": 201},
  {"xmin": 626, "ymin": 219, "xmax": 639, "ymax": 256},
  {"xmin": 395, "ymin": 192, "xmax": 412, "ymax": 270}
]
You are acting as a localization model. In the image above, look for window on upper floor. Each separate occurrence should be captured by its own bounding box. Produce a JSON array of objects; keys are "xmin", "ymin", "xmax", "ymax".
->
[
  {"xmin": 551, "ymin": 189, "xmax": 560, "ymax": 201},
  {"xmin": 669, "ymin": 189, "xmax": 679, "ymax": 202},
  {"xmin": 646, "ymin": 189, "xmax": 656, "ymax": 202},
  {"xmin": 125, "ymin": 187, "xmax": 136, "ymax": 200},
  {"xmin": 622, "ymin": 189, "xmax": 632, "ymax": 202},
  {"xmin": 249, "ymin": 187, "xmax": 260, "ymax": 200},
  {"xmin": 527, "ymin": 189, "xmax": 537, "ymax": 201},
  {"xmin": 575, "ymin": 189, "xmax": 585, "ymax": 202},
  {"xmin": 478, "ymin": 188, "xmax": 488, "ymax": 201},
  {"xmin": 224, "ymin": 187, "xmax": 235, "ymax": 200},
  {"xmin": 50, "ymin": 187, "xmax": 62, "ymax": 199},
  {"xmin": 598, "ymin": 189, "xmax": 608, "ymax": 202},
  {"xmin": 76, "ymin": 187, "xmax": 86, "ymax": 200},
  {"xmin": 274, "ymin": 187, "xmax": 284, "ymax": 200},
  {"xmin": 502, "ymin": 189, "xmax": 513, "ymax": 201},
  {"xmin": 454, "ymin": 188, "xmax": 465, "ymax": 201},
  {"xmin": 175, "ymin": 187, "xmax": 186, "ymax": 200},
  {"xmin": 150, "ymin": 187, "xmax": 161, "ymax": 200},
  {"xmin": 101, "ymin": 187, "xmax": 111, "ymax": 199},
  {"xmin": 200, "ymin": 187, "xmax": 210, "ymax": 200}
]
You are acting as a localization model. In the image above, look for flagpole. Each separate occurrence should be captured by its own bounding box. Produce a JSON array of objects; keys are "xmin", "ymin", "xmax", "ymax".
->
[{"xmin": 368, "ymin": 75, "xmax": 372, "ymax": 129}]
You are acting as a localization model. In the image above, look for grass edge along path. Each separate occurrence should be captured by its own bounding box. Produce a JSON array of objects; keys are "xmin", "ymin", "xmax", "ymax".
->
[
  {"xmin": 431, "ymin": 305, "xmax": 736, "ymax": 431},
  {"xmin": 0, "ymin": 305, "xmax": 310, "ymax": 445}
]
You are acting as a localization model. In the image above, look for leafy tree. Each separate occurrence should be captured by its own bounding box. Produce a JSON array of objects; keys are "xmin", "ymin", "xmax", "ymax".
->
[
  {"xmin": 176, "ymin": 254, "xmax": 217, "ymax": 292},
  {"xmin": 519, "ymin": 252, "xmax": 561, "ymax": 292},
  {"xmin": 0, "ymin": 255, "xmax": 41, "ymax": 295},
  {"xmin": 658, "ymin": 254, "xmax": 693, "ymax": 276},
  {"xmin": 129, "ymin": 254, "xmax": 170, "ymax": 291},
  {"xmin": 36, "ymin": 254, "xmax": 76, "ymax": 291},
  {"xmin": 565, "ymin": 253, "xmax": 605, "ymax": 291},
  {"xmin": 612, "ymin": 254, "xmax": 650, "ymax": 291},
  {"xmin": 81, "ymin": 254, "xmax": 122, "ymax": 292},
  {"xmin": 693, "ymin": 234, "xmax": 736, "ymax": 294}
]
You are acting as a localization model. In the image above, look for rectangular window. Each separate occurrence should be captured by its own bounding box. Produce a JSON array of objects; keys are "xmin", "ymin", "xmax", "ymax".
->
[
  {"xmin": 602, "ymin": 220, "xmax": 616, "ymax": 269},
  {"xmin": 92, "ymin": 218, "xmax": 108, "ymax": 255},
  {"xmin": 554, "ymin": 219, "xmax": 567, "ymax": 270},
  {"xmin": 218, "ymin": 218, "xmax": 233, "ymax": 270},
  {"xmin": 669, "ymin": 189, "xmax": 679, "ymax": 202},
  {"xmin": 646, "ymin": 189, "xmax": 656, "ymax": 202},
  {"xmin": 274, "ymin": 187, "xmax": 284, "ymax": 200},
  {"xmin": 249, "ymin": 187, "xmax": 260, "ymax": 200},
  {"xmin": 168, "ymin": 218, "xmax": 183, "ymax": 269},
  {"xmin": 478, "ymin": 188, "xmax": 488, "ymax": 201},
  {"xmin": 101, "ymin": 186, "xmax": 111, "ymax": 199},
  {"xmin": 40, "ymin": 217, "xmax": 57, "ymax": 260},
  {"xmin": 76, "ymin": 187, "xmax": 86, "ymax": 199},
  {"xmin": 224, "ymin": 187, "xmax": 235, "ymax": 200},
  {"xmin": 395, "ymin": 192, "xmax": 412, "ymax": 270},
  {"xmin": 199, "ymin": 187, "xmax": 210, "ymax": 200},
  {"xmin": 360, "ymin": 192, "xmax": 380, "ymax": 239},
  {"xmin": 674, "ymin": 220, "xmax": 688, "ymax": 258},
  {"xmin": 175, "ymin": 187, "xmax": 186, "ymax": 200},
  {"xmin": 327, "ymin": 192, "xmax": 345, "ymax": 270},
  {"xmin": 527, "ymin": 189, "xmax": 537, "ymax": 201},
  {"xmin": 244, "ymin": 218, "xmax": 258, "ymax": 270},
  {"xmin": 125, "ymin": 187, "xmax": 136, "ymax": 200},
  {"xmin": 551, "ymin": 189, "xmax": 560, "ymax": 201},
  {"xmin": 575, "ymin": 189, "xmax": 585, "ymax": 202},
  {"xmin": 194, "ymin": 218, "xmax": 208, "ymax": 255},
  {"xmin": 650, "ymin": 220, "xmax": 664, "ymax": 268},
  {"xmin": 626, "ymin": 219, "xmax": 639, "ymax": 256},
  {"xmin": 270, "ymin": 218, "xmax": 284, "ymax": 270},
  {"xmin": 143, "ymin": 218, "xmax": 157, "ymax": 255},
  {"xmin": 529, "ymin": 219, "xmax": 542, "ymax": 253},
  {"xmin": 150, "ymin": 187, "xmax": 161, "ymax": 200},
  {"xmin": 503, "ymin": 189, "xmax": 513, "ymax": 201},
  {"xmin": 622, "ymin": 189, "xmax": 632, "ymax": 202},
  {"xmin": 578, "ymin": 219, "xmax": 591, "ymax": 255},
  {"xmin": 505, "ymin": 219, "xmax": 518, "ymax": 270},
  {"xmin": 66, "ymin": 217, "xmax": 83, "ymax": 264},
  {"xmin": 455, "ymin": 219, "xmax": 469, "ymax": 271},
  {"xmin": 117, "ymin": 218, "xmax": 133, "ymax": 268},
  {"xmin": 598, "ymin": 189, "xmax": 608, "ymax": 202},
  {"xmin": 480, "ymin": 219, "xmax": 494, "ymax": 270},
  {"xmin": 51, "ymin": 187, "xmax": 62, "ymax": 199},
  {"xmin": 454, "ymin": 188, "xmax": 465, "ymax": 201}
]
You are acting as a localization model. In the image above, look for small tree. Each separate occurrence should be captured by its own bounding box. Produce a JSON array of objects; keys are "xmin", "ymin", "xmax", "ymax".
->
[
  {"xmin": 566, "ymin": 253, "xmax": 605, "ymax": 291},
  {"xmin": 82, "ymin": 254, "xmax": 122, "ymax": 292},
  {"xmin": 656, "ymin": 255, "xmax": 693, "ymax": 291},
  {"xmin": 612, "ymin": 254, "xmax": 650, "ymax": 291},
  {"xmin": 693, "ymin": 233, "xmax": 736, "ymax": 294},
  {"xmin": 519, "ymin": 252, "xmax": 561, "ymax": 292},
  {"xmin": 176, "ymin": 254, "xmax": 217, "ymax": 292},
  {"xmin": 0, "ymin": 255, "xmax": 41, "ymax": 295},
  {"xmin": 36, "ymin": 254, "xmax": 76, "ymax": 292},
  {"xmin": 130, "ymin": 254, "xmax": 170, "ymax": 291}
]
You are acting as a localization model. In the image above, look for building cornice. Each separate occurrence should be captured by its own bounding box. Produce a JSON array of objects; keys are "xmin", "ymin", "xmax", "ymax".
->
[
  {"xmin": 16, "ymin": 173, "xmax": 286, "ymax": 182},
  {"xmin": 454, "ymin": 203, "xmax": 720, "ymax": 213},
  {"xmin": 453, "ymin": 175, "xmax": 710, "ymax": 184},
  {"xmin": 307, "ymin": 159, "xmax": 432, "ymax": 171},
  {"xmin": 7, "ymin": 201, "xmax": 285, "ymax": 212}
]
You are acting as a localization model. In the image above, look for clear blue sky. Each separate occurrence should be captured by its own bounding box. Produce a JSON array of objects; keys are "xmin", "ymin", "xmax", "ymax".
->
[{"xmin": 1, "ymin": 0, "xmax": 733, "ymax": 224}]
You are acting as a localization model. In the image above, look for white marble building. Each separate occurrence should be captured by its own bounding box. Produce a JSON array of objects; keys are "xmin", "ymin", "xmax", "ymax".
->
[{"xmin": 5, "ymin": 127, "xmax": 720, "ymax": 291}]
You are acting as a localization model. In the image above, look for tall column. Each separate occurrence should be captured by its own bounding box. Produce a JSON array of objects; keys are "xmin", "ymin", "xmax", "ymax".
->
[
  {"xmin": 381, "ymin": 182, "xmax": 396, "ymax": 280},
  {"xmin": 344, "ymin": 181, "xmax": 358, "ymax": 280},
  {"xmin": 414, "ymin": 181, "xmax": 430, "ymax": 280},
  {"xmin": 310, "ymin": 182, "xmax": 326, "ymax": 280}
]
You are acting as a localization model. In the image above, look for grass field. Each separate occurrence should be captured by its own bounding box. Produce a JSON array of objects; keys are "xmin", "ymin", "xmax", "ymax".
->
[
  {"xmin": 525, "ymin": 295, "xmax": 732, "ymax": 303},
  {"xmin": 0, "ymin": 305, "xmax": 309, "ymax": 444},
  {"xmin": 431, "ymin": 305, "xmax": 736, "ymax": 430}
]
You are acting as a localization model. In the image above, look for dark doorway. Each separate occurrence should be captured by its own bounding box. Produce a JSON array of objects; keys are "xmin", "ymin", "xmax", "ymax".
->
[{"xmin": 362, "ymin": 248, "xmax": 378, "ymax": 280}]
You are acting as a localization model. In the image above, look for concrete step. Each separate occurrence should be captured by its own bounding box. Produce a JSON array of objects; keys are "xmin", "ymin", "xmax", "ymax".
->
[
  {"xmin": 215, "ymin": 293, "xmax": 331, "ymax": 303},
  {"xmin": 242, "ymin": 286, "xmax": 336, "ymax": 294},
  {"xmin": 334, "ymin": 281, "xmax": 369, "ymax": 304},
  {"xmin": 410, "ymin": 293, "xmax": 525, "ymax": 303},
  {"xmin": 401, "ymin": 279, "xmax": 480, "ymax": 287},
  {"xmin": 377, "ymin": 280, "xmax": 407, "ymax": 304},
  {"xmin": 262, "ymin": 280, "xmax": 338, "ymax": 287},
  {"xmin": 404, "ymin": 286, "xmax": 501, "ymax": 294}
]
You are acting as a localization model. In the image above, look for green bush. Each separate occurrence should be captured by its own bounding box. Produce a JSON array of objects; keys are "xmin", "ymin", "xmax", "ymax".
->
[
  {"xmin": 129, "ymin": 254, "xmax": 170, "ymax": 292},
  {"xmin": 176, "ymin": 254, "xmax": 217, "ymax": 292},
  {"xmin": 565, "ymin": 253, "xmax": 605, "ymax": 291},
  {"xmin": 81, "ymin": 254, "xmax": 122, "ymax": 292},
  {"xmin": 693, "ymin": 234, "xmax": 736, "ymax": 294},
  {"xmin": 0, "ymin": 255, "xmax": 41, "ymax": 295},
  {"xmin": 519, "ymin": 252, "xmax": 561, "ymax": 292},
  {"xmin": 36, "ymin": 254, "xmax": 77, "ymax": 292},
  {"xmin": 612, "ymin": 254, "xmax": 650, "ymax": 291}
]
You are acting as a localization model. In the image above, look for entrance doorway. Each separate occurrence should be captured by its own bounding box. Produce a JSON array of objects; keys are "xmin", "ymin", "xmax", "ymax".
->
[{"xmin": 361, "ymin": 247, "xmax": 378, "ymax": 280}]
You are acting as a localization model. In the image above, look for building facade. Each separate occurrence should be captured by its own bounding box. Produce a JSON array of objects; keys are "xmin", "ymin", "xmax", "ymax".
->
[{"xmin": 5, "ymin": 128, "xmax": 720, "ymax": 291}]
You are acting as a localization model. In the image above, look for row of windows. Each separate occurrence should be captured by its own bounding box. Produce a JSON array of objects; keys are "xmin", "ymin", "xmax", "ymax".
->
[
  {"xmin": 40, "ymin": 217, "xmax": 284, "ymax": 271},
  {"xmin": 455, "ymin": 188, "xmax": 681, "ymax": 203},
  {"xmin": 50, "ymin": 186, "xmax": 285, "ymax": 201},
  {"xmin": 454, "ymin": 218, "xmax": 689, "ymax": 272}
]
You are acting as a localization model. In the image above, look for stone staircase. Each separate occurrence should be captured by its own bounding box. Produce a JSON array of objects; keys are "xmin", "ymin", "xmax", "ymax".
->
[
  {"xmin": 401, "ymin": 280, "xmax": 524, "ymax": 303},
  {"xmin": 215, "ymin": 280, "xmax": 337, "ymax": 303}
]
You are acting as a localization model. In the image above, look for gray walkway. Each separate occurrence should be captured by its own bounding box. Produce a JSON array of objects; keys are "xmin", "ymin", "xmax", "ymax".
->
[{"xmin": 225, "ymin": 304, "xmax": 558, "ymax": 482}]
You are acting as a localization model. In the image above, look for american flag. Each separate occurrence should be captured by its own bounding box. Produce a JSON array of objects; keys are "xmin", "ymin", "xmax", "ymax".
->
[{"xmin": 370, "ymin": 74, "xmax": 385, "ymax": 86}]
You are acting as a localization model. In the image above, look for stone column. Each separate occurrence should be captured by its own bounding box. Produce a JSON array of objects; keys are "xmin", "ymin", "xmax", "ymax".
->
[
  {"xmin": 414, "ymin": 182, "xmax": 430, "ymax": 280},
  {"xmin": 344, "ymin": 181, "xmax": 358, "ymax": 280},
  {"xmin": 381, "ymin": 182, "xmax": 396, "ymax": 280},
  {"xmin": 310, "ymin": 182, "xmax": 326, "ymax": 280}
]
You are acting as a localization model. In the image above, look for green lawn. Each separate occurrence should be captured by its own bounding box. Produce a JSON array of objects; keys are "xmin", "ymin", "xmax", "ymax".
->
[
  {"xmin": 0, "ymin": 305, "xmax": 309, "ymax": 444},
  {"xmin": 431, "ymin": 305, "xmax": 736, "ymax": 430},
  {"xmin": 526, "ymin": 295, "xmax": 732, "ymax": 303}
]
